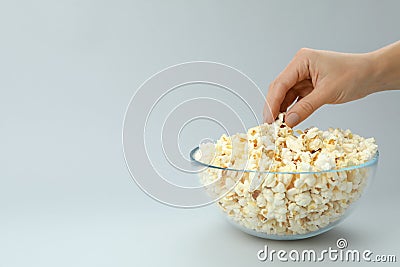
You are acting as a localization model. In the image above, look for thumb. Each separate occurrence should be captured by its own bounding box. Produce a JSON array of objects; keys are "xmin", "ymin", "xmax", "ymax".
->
[{"xmin": 284, "ymin": 90, "xmax": 326, "ymax": 127}]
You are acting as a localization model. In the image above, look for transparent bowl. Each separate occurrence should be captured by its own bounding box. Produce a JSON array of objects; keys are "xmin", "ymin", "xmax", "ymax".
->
[{"xmin": 190, "ymin": 146, "xmax": 379, "ymax": 240}]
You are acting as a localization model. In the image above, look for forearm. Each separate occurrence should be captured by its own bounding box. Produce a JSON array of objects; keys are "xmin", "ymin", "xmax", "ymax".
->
[{"xmin": 369, "ymin": 41, "xmax": 400, "ymax": 93}]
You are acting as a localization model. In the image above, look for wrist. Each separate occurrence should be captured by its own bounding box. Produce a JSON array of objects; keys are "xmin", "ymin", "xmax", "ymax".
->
[
  {"xmin": 355, "ymin": 52, "xmax": 381, "ymax": 96},
  {"xmin": 368, "ymin": 49, "xmax": 387, "ymax": 93},
  {"xmin": 367, "ymin": 41, "xmax": 400, "ymax": 93},
  {"xmin": 364, "ymin": 50, "xmax": 385, "ymax": 94}
]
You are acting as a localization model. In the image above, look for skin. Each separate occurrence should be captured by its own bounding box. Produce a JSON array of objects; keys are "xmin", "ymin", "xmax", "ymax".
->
[{"xmin": 264, "ymin": 41, "xmax": 400, "ymax": 127}]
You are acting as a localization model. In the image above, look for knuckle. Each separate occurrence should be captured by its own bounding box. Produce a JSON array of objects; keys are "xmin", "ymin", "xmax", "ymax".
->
[
  {"xmin": 269, "ymin": 80, "xmax": 288, "ymax": 99},
  {"xmin": 268, "ymin": 81, "xmax": 275, "ymax": 90},
  {"xmin": 299, "ymin": 99, "xmax": 315, "ymax": 114},
  {"xmin": 296, "ymin": 47, "xmax": 314, "ymax": 58},
  {"xmin": 296, "ymin": 47, "xmax": 308, "ymax": 55},
  {"xmin": 274, "ymin": 80, "xmax": 289, "ymax": 90}
]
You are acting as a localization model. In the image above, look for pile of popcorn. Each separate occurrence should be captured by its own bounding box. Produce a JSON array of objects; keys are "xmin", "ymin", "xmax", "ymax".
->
[{"xmin": 197, "ymin": 114, "xmax": 378, "ymax": 236}]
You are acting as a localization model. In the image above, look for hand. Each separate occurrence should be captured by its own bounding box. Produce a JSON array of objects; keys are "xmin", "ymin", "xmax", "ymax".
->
[{"xmin": 263, "ymin": 48, "xmax": 377, "ymax": 127}]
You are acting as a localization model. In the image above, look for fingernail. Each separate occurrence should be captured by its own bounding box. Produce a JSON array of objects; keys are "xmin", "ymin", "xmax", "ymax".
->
[
  {"xmin": 264, "ymin": 112, "xmax": 273, "ymax": 124},
  {"xmin": 285, "ymin": 112, "xmax": 299, "ymax": 127}
]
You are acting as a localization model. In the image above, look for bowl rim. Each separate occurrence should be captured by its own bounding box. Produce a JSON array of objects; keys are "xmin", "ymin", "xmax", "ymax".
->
[{"xmin": 189, "ymin": 146, "xmax": 379, "ymax": 174}]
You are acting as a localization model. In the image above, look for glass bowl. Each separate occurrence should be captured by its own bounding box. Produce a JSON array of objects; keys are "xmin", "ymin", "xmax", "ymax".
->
[{"xmin": 190, "ymin": 146, "xmax": 379, "ymax": 240}]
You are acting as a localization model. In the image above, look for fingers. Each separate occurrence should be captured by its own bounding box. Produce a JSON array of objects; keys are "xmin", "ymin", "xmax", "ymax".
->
[
  {"xmin": 264, "ymin": 48, "xmax": 313, "ymax": 123},
  {"xmin": 284, "ymin": 89, "xmax": 326, "ymax": 127},
  {"xmin": 279, "ymin": 79, "xmax": 314, "ymax": 112},
  {"xmin": 279, "ymin": 89, "xmax": 298, "ymax": 112}
]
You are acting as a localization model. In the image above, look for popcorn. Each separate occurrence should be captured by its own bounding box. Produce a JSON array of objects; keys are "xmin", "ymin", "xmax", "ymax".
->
[
  {"xmin": 198, "ymin": 113, "xmax": 378, "ymax": 236},
  {"xmin": 314, "ymin": 152, "xmax": 336, "ymax": 171},
  {"xmin": 286, "ymin": 135, "xmax": 304, "ymax": 153},
  {"xmin": 272, "ymin": 182, "xmax": 286, "ymax": 193},
  {"xmin": 295, "ymin": 192, "xmax": 312, "ymax": 207}
]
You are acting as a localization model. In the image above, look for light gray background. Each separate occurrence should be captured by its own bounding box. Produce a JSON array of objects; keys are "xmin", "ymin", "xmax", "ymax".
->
[{"xmin": 1, "ymin": 0, "xmax": 399, "ymax": 266}]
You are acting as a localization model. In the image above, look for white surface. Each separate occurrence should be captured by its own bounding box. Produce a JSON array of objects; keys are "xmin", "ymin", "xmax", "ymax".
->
[{"xmin": 1, "ymin": 1, "xmax": 399, "ymax": 266}]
